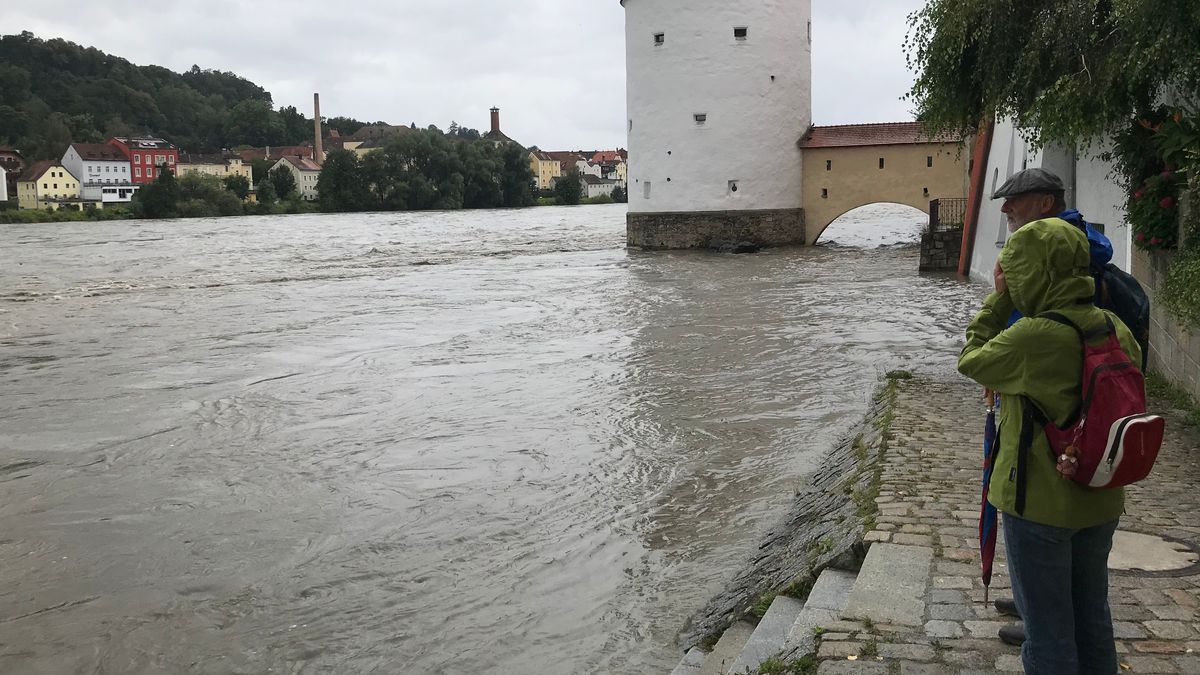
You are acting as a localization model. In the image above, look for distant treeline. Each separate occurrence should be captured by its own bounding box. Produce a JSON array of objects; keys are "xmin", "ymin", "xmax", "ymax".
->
[
  {"xmin": 316, "ymin": 130, "xmax": 536, "ymax": 212},
  {"xmin": 0, "ymin": 31, "xmax": 375, "ymax": 160}
]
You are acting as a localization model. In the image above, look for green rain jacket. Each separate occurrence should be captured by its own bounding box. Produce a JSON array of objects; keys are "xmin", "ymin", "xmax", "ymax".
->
[{"xmin": 958, "ymin": 218, "xmax": 1141, "ymax": 529}]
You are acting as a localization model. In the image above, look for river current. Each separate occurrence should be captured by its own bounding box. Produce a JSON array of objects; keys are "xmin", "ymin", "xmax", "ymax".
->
[{"xmin": 0, "ymin": 203, "xmax": 982, "ymax": 674}]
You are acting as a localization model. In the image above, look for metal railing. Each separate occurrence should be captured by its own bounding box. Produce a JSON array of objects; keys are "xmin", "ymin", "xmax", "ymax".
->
[{"xmin": 929, "ymin": 198, "xmax": 968, "ymax": 231}]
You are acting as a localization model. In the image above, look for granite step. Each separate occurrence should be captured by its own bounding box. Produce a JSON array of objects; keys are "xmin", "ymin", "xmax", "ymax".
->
[
  {"xmin": 668, "ymin": 646, "xmax": 708, "ymax": 675},
  {"xmin": 841, "ymin": 543, "xmax": 932, "ymax": 627},
  {"xmin": 726, "ymin": 595, "xmax": 805, "ymax": 674},
  {"xmin": 783, "ymin": 568, "xmax": 859, "ymax": 657},
  {"xmin": 697, "ymin": 619, "xmax": 755, "ymax": 675}
]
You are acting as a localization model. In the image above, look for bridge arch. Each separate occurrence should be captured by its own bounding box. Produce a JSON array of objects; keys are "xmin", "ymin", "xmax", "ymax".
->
[
  {"xmin": 811, "ymin": 200, "xmax": 931, "ymax": 246},
  {"xmin": 798, "ymin": 123, "xmax": 967, "ymax": 246}
]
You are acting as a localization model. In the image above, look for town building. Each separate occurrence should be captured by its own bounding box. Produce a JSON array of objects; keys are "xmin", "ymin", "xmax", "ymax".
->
[
  {"xmin": 0, "ymin": 147, "xmax": 25, "ymax": 200},
  {"xmin": 270, "ymin": 155, "xmax": 321, "ymax": 201},
  {"xmin": 107, "ymin": 136, "xmax": 178, "ymax": 184},
  {"xmin": 17, "ymin": 161, "xmax": 86, "ymax": 210},
  {"xmin": 0, "ymin": 165, "xmax": 6, "ymax": 203},
  {"xmin": 528, "ymin": 150, "xmax": 561, "ymax": 191},
  {"xmin": 621, "ymin": 0, "xmax": 812, "ymax": 248},
  {"xmin": 581, "ymin": 174, "xmax": 620, "ymax": 199},
  {"xmin": 238, "ymin": 146, "xmax": 313, "ymax": 163},
  {"xmin": 178, "ymin": 152, "xmax": 254, "ymax": 184},
  {"xmin": 483, "ymin": 108, "xmax": 521, "ymax": 146},
  {"xmin": 61, "ymin": 143, "xmax": 139, "ymax": 205}
]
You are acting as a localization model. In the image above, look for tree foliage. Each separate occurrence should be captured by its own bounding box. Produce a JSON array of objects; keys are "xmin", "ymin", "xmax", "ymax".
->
[
  {"xmin": 554, "ymin": 168, "xmax": 583, "ymax": 206},
  {"xmin": 223, "ymin": 174, "xmax": 251, "ymax": 200},
  {"xmin": 269, "ymin": 165, "xmax": 298, "ymax": 200},
  {"xmin": 0, "ymin": 31, "xmax": 372, "ymax": 158},
  {"xmin": 317, "ymin": 149, "xmax": 370, "ymax": 212},
  {"xmin": 905, "ymin": 0, "xmax": 1200, "ymax": 149}
]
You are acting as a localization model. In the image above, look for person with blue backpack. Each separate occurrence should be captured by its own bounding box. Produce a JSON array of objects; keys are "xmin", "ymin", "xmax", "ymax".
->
[{"xmin": 962, "ymin": 168, "xmax": 1147, "ymax": 673}]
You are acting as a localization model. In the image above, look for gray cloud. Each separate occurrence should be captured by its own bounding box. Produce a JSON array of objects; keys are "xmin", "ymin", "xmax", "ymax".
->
[{"xmin": 3, "ymin": 0, "xmax": 925, "ymax": 149}]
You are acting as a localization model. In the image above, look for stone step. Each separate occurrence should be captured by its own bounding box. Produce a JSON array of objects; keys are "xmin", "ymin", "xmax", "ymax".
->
[
  {"xmin": 841, "ymin": 543, "xmax": 933, "ymax": 627},
  {"xmin": 669, "ymin": 646, "xmax": 708, "ymax": 675},
  {"xmin": 697, "ymin": 619, "xmax": 755, "ymax": 675},
  {"xmin": 782, "ymin": 568, "xmax": 859, "ymax": 657},
  {"xmin": 727, "ymin": 595, "xmax": 805, "ymax": 674}
]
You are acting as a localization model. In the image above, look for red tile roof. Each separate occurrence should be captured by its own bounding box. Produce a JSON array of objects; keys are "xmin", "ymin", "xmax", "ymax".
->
[
  {"xmin": 18, "ymin": 160, "xmax": 66, "ymax": 182},
  {"xmin": 591, "ymin": 150, "xmax": 626, "ymax": 164},
  {"xmin": 71, "ymin": 143, "xmax": 128, "ymax": 161},
  {"xmin": 239, "ymin": 146, "xmax": 313, "ymax": 162},
  {"xmin": 278, "ymin": 155, "xmax": 322, "ymax": 172},
  {"xmin": 797, "ymin": 122, "xmax": 963, "ymax": 149}
]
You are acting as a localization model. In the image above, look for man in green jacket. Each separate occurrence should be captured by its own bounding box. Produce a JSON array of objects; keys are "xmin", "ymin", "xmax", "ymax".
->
[{"xmin": 958, "ymin": 218, "xmax": 1140, "ymax": 674}]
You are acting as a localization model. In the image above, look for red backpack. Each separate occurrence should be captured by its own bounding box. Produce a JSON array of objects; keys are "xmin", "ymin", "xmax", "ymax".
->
[{"xmin": 1015, "ymin": 312, "xmax": 1164, "ymax": 514}]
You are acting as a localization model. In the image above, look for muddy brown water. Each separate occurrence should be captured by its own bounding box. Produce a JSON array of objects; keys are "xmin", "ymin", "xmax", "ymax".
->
[{"xmin": 0, "ymin": 204, "xmax": 981, "ymax": 673}]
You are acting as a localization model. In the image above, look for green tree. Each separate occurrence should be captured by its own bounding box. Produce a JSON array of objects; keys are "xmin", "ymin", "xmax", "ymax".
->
[
  {"xmin": 132, "ymin": 169, "xmax": 181, "ymax": 219},
  {"xmin": 905, "ymin": 0, "xmax": 1200, "ymax": 152},
  {"xmin": 223, "ymin": 174, "xmax": 251, "ymax": 200},
  {"xmin": 553, "ymin": 168, "xmax": 583, "ymax": 206},
  {"xmin": 227, "ymin": 99, "xmax": 285, "ymax": 147},
  {"xmin": 317, "ymin": 149, "xmax": 369, "ymax": 212},
  {"xmin": 269, "ymin": 165, "xmax": 298, "ymax": 200},
  {"xmin": 500, "ymin": 142, "xmax": 535, "ymax": 207},
  {"xmin": 255, "ymin": 177, "xmax": 278, "ymax": 211},
  {"xmin": 611, "ymin": 184, "xmax": 627, "ymax": 203}
]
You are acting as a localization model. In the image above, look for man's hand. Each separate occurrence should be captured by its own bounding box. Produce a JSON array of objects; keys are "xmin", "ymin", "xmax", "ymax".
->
[
  {"xmin": 993, "ymin": 260, "xmax": 1007, "ymax": 294},
  {"xmin": 983, "ymin": 388, "xmax": 996, "ymax": 407}
]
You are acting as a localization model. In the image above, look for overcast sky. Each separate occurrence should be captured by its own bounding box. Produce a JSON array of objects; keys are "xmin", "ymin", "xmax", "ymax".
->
[{"xmin": 3, "ymin": 0, "xmax": 927, "ymax": 150}]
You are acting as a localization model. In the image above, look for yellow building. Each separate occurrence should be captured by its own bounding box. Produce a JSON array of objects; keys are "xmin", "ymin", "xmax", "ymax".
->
[
  {"xmin": 529, "ymin": 151, "xmax": 562, "ymax": 191},
  {"xmin": 178, "ymin": 153, "xmax": 254, "ymax": 184},
  {"xmin": 798, "ymin": 123, "xmax": 967, "ymax": 244},
  {"xmin": 17, "ymin": 161, "xmax": 84, "ymax": 210}
]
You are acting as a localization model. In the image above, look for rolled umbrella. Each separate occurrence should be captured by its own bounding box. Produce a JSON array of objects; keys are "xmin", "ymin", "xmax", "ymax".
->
[{"xmin": 979, "ymin": 395, "xmax": 999, "ymax": 604}]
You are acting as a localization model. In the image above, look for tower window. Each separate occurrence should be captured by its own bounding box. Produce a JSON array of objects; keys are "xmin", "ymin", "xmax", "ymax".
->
[
  {"xmin": 643, "ymin": 181, "xmax": 652, "ymax": 199},
  {"xmin": 654, "ymin": 33, "xmax": 665, "ymax": 46},
  {"xmin": 879, "ymin": 158, "xmax": 885, "ymax": 169},
  {"xmin": 821, "ymin": 188, "xmax": 828, "ymax": 198},
  {"xmin": 826, "ymin": 160, "xmax": 832, "ymax": 171},
  {"xmin": 694, "ymin": 113, "xmax": 707, "ymax": 125},
  {"xmin": 927, "ymin": 156, "xmax": 933, "ymax": 167},
  {"xmin": 734, "ymin": 27, "xmax": 748, "ymax": 40}
]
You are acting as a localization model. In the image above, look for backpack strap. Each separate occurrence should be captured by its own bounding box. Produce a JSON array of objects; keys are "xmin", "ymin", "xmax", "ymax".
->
[{"xmin": 1015, "ymin": 395, "xmax": 1040, "ymax": 516}]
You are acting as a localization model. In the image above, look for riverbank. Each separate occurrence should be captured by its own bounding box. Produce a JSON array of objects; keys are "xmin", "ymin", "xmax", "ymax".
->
[{"xmin": 678, "ymin": 374, "xmax": 1200, "ymax": 674}]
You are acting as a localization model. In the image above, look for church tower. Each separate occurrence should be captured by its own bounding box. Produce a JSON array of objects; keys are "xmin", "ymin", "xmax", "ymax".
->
[{"xmin": 620, "ymin": 0, "xmax": 813, "ymax": 248}]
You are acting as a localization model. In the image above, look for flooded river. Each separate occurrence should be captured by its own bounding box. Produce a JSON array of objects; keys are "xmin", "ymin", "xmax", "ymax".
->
[{"xmin": 0, "ymin": 204, "xmax": 981, "ymax": 674}]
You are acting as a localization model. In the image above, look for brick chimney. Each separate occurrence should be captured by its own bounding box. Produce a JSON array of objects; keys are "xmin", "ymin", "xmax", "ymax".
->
[
  {"xmin": 313, "ymin": 93, "xmax": 323, "ymax": 164},
  {"xmin": 490, "ymin": 107, "xmax": 501, "ymax": 134}
]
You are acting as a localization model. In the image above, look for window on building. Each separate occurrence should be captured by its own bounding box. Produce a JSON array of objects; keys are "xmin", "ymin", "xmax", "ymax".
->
[
  {"xmin": 42, "ymin": 183, "xmax": 47, "ymax": 189},
  {"xmin": 643, "ymin": 181, "xmax": 652, "ymax": 199},
  {"xmin": 879, "ymin": 158, "xmax": 885, "ymax": 169},
  {"xmin": 134, "ymin": 154, "xmax": 141, "ymax": 163},
  {"xmin": 53, "ymin": 183, "xmax": 58, "ymax": 189},
  {"xmin": 923, "ymin": 187, "xmax": 929, "ymax": 196},
  {"xmin": 135, "ymin": 167, "xmax": 141, "ymax": 177},
  {"xmin": 807, "ymin": 21, "xmax": 812, "ymax": 44},
  {"xmin": 654, "ymin": 33, "xmax": 665, "ymax": 46},
  {"xmin": 168, "ymin": 156, "xmax": 175, "ymax": 165},
  {"xmin": 694, "ymin": 113, "xmax": 707, "ymax": 125},
  {"xmin": 826, "ymin": 160, "xmax": 832, "ymax": 171},
  {"xmin": 734, "ymin": 27, "xmax": 748, "ymax": 40},
  {"xmin": 927, "ymin": 156, "xmax": 933, "ymax": 168}
]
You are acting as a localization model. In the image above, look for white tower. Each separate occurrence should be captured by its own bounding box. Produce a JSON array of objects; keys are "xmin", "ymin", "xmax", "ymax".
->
[{"xmin": 621, "ymin": 0, "xmax": 812, "ymax": 248}]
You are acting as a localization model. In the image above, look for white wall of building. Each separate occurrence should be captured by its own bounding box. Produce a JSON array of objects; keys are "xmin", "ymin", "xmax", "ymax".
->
[
  {"xmin": 62, "ymin": 146, "xmax": 134, "ymax": 202},
  {"xmin": 0, "ymin": 166, "xmax": 7, "ymax": 202},
  {"xmin": 623, "ymin": 0, "xmax": 812, "ymax": 214},
  {"xmin": 968, "ymin": 119, "xmax": 1132, "ymax": 285},
  {"xmin": 576, "ymin": 160, "xmax": 602, "ymax": 178}
]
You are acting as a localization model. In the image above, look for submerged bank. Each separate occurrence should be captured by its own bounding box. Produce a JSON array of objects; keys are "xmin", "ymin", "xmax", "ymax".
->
[{"xmin": 679, "ymin": 370, "xmax": 912, "ymax": 650}]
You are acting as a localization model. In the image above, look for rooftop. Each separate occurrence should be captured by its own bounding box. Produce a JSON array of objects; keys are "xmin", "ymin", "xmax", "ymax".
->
[
  {"xmin": 797, "ymin": 122, "xmax": 963, "ymax": 149},
  {"xmin": 278, "ymin": 155, "xmax": 322, "ymax": 172},
  {"xmin": 71, "ymin": 143, "xmax": 128, "ymax": 162}
]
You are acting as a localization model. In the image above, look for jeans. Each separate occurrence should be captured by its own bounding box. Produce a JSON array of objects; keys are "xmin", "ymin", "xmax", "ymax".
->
[{"xmin": 1003, "ymin": 514, "xmax": 1120, "ymax": 675}]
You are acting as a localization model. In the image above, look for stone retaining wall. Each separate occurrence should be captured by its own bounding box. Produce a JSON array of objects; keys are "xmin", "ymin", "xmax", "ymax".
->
[
  {"xmin": 627, "ymin": 208, "xmax": 805, "ymax": 250},
  {"xmin": 677, "ymin": 377, "xmax": 900, "ymax": 650},
  {"xmin": 918, "ymin": 228, "xmax": 963, "ymax": 272},
  {"xmin": 1133, "ymin": 248, "xmax": 1200, "ymax": 401}
]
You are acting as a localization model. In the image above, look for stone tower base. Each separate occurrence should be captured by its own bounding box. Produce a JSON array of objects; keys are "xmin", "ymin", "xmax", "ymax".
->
[{"xmin": 627, "ymin": 208, "xmax": 806, "ymax": 250}]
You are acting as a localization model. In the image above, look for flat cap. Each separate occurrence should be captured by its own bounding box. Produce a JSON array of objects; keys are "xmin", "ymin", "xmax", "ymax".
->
[{"xmin": 992, "ymin": 168, "xmax": 1065, "ymax": 199}]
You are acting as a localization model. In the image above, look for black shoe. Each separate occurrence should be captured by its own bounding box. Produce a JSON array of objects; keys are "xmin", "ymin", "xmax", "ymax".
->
[
  {"xmin": 998, "ymin": 623, "xmax": 1026, "ymax": 646},
  {"xmin": 994, "ymin": 597, "xmax": 1020, "ymax": 618}
]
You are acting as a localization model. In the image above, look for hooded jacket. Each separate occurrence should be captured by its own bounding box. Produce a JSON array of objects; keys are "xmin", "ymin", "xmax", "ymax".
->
[{"xmin": 958, "ymin": 218, "xmax": 1141, "ymax": 528}]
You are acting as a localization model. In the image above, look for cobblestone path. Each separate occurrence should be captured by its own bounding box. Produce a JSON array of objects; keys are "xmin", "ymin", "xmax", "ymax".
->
[{"xmin": 812, "ymin": 376, "xmax": 1200, "ymax": 674}]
